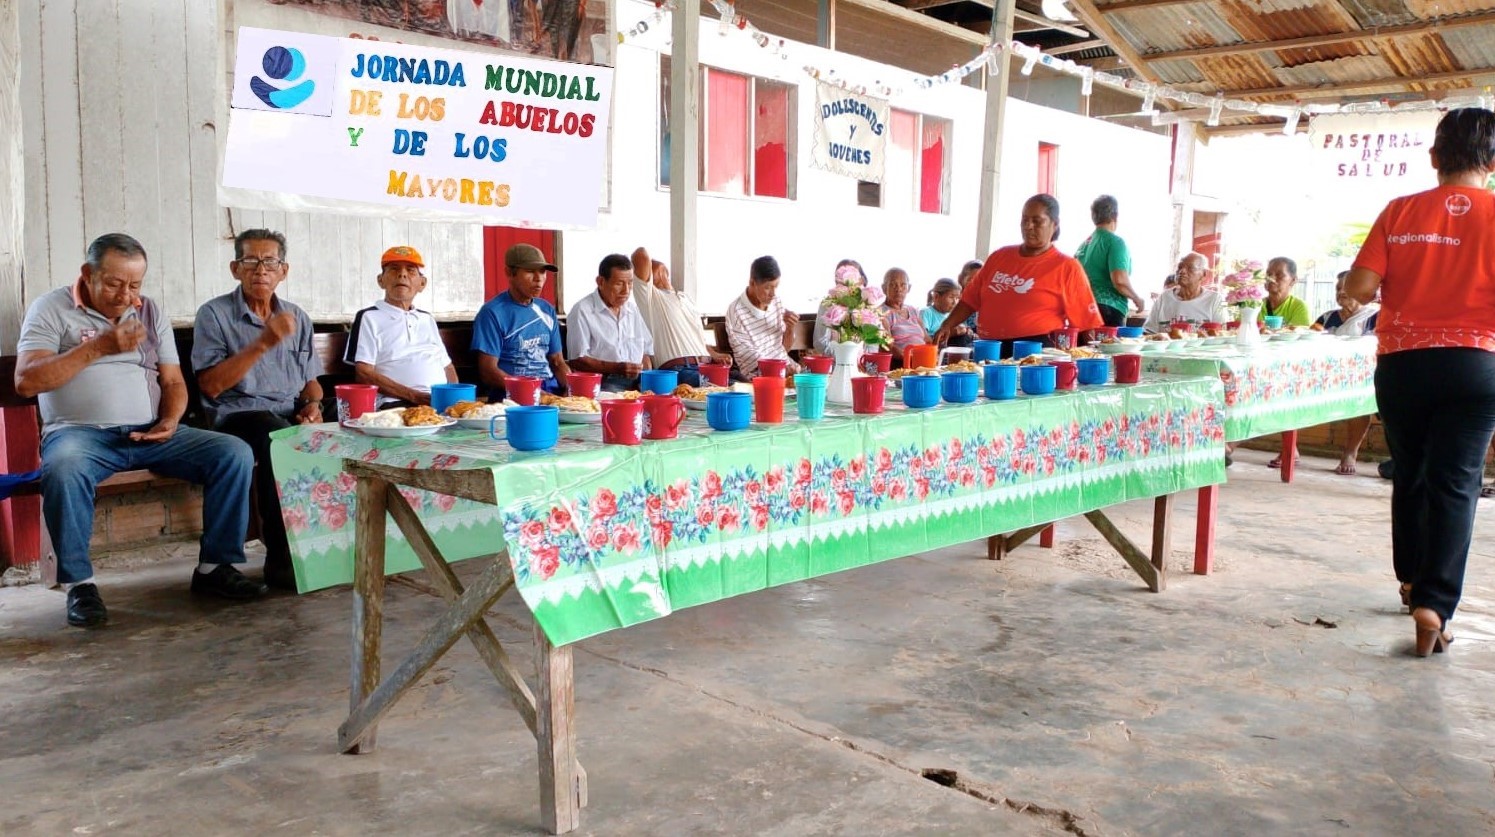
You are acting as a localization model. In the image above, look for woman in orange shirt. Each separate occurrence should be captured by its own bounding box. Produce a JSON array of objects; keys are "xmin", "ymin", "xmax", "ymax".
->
[
  {"xmin": 1346, "ymin": 108, "xmax": 1495, "ymax": 657},
  {"xmin": 932, "ymin": 194, "xmax": 1103, "ymax": 356}
]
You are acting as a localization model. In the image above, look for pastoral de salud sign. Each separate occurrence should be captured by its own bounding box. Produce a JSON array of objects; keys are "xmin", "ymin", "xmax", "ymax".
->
[
  {"xmin": 222, "ymin": 26, "xmax": 614, "ymax": 228},
  {"xmin": 811, "ymin": 82, "xmax": 889, "ymax": 183}
]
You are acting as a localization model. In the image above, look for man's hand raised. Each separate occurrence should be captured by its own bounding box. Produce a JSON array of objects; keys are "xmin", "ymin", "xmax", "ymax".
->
[
  {"xmin": 259, "ymin": 311, "xmax": 297, "ymax": 350},
  {"xmin": 94, "ymin": 320, "xmax": 147, "ymax": 356}
]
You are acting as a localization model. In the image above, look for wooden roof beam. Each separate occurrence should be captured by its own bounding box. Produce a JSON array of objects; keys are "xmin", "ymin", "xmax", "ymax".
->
[
  {"xmin": 1061, "ymin": 0, "xmax": 1169, "ymax": 86},
  {"xmin": 1096, "ymin": 0, "xmax": 1200, "ymax": 11},
  {"xmin": 1139, "ymin": 11, "xmax": 1495, "ymax": 62}
]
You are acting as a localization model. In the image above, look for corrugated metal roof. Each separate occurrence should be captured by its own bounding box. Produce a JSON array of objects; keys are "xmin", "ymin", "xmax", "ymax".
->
[
  {"xmin": 1106, "ymin": 6, "xmax": 1241, "ymax": 54},
  {"xmin": 1441, "ymin": 25, "xmax": 1495, "ymax": 70},
  {"xmin": 1270, "ymin": 53, "xmax": 1395, "ymax": 86}
]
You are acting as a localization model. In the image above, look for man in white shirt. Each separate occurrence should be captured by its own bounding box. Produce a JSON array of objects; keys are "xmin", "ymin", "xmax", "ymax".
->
[
  {"xmin": 344, "ymin": 246, "xmax": 457, "ymax": 405},
  {"xmin": 629, "ymin": 247, "xmax": 731, "ymax": 387},
  {"xmin": 1144, "ymin": 252, "xmax": 1225, "ymax": 332},
  {"xmin": 566, "ymin": 254, "xmax": 654, "ymax": 391},
  {"xmin": 726, "ymin": 256, "xmax": 800, "ymax": 378}
]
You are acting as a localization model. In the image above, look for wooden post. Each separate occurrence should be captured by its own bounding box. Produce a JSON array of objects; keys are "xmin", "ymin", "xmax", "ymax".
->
[
  {"xmin": 1168, "ymin": 123, "xmax": 1199, "ymax": 264},
  {"xmin": 816, "ymin": 0, "xmax": 835, "ymax": 48},
  {"xmin": 346, "ymin": 475, "xmax": 388, "ymax": 754},
  {"xmin": 0, "ymin": 0, "xmax": 22, "ymax": 355},
  {"xmin": 669, "ymin": 0, "xmax": 700, "ymax": 300},
  {"xmin": 536, "ymin": 622, "xmax": 582, "ymax": 834},
  {"xmin": 1150, "ymin": 494, "xmax": 1173, "ymax": 592},
  {"xmin": 973, "ymin": 0, "xmax": 1016, "ymax": 256},
  {"xmin": 1280, "ymin": 430, "xmax": 1298, "ymax": 483},
  {"xmin": 1194, "ymin": 484, "xmax": 1217, "ymax": 575}
]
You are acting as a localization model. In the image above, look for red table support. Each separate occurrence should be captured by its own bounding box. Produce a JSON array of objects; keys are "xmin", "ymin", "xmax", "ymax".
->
[
  {"xmin": 1280, "ymin": 430, "xmax": 1298, "ymax": 483},
  {"xmin": 1194, "ymin": 485, "xmax": 1218, "ymax": 574}
]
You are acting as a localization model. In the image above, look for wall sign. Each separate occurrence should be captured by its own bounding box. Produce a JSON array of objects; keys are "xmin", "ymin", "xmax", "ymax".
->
[{"xmin": 811, "ymin": 82, "xmax": 889, "ymax": 183}]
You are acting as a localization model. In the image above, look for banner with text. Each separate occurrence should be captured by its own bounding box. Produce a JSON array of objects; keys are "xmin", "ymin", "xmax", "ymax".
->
[
  {"xmin": 1308, "ymin": 112, "xmax": 1440, "ymax": 198},
  {"xmin": 811, "ymin": 82, "xmax": 889, "ymax": 183},
  {"xmin": 222, "ymin": 26, "xmax": 613, "ymax": 228}
]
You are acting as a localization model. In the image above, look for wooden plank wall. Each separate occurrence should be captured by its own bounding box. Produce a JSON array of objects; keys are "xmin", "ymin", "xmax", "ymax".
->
[
  {"xmin": 17, "ymin": 0, "xmax": 487, "ymax": 326},
  {"xmin": 1, "ymin": 0, "xmax": 23, "ymax": 353}
]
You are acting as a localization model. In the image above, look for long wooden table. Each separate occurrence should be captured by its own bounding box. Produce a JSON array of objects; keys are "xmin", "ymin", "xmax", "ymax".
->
[{"xmin": 270, "ymin": 373, "xmax": 1226, "ymax": 832}]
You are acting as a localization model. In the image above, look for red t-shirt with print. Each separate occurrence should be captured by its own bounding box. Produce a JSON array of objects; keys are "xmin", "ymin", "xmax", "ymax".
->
[
  {"xmin": 959, "ymin": 245, "xmax": 1104, "ymax": 339},
  {"xmin": 1353, "ymin": 185, "xmax": 1495, "ymax": 354}
]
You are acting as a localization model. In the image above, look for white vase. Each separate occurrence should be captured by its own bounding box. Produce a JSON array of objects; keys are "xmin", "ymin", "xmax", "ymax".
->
[
  {"xmin": 1236, "ymin": 306, "xmax": 1261, "ymax": 347},
  {"xmin": 827, "ymin": 340, "xmax": 864, "ymax": 405}
]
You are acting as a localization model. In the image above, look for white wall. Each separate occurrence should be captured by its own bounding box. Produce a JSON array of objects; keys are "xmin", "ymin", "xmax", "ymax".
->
[{"xmin": 564, "ymin": 0, "xmax": 1175, "ymax": 314}]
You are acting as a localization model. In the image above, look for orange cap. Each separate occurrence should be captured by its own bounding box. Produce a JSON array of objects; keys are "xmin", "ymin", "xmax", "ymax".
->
[{"xmin": 380, "ymin": 245, "xmax": 424, "ymax": 268}]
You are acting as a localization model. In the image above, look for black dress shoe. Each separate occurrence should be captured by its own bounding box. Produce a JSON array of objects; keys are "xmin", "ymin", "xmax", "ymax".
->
[
  {"xmin": 190, "ymin": 564, "xmax": 268, "ymax": 600},
  {"xmin": 66, "ymin": 583, "xmax": 108, "ymax": 628},
  {"xmin": 263, "ymin": 560, "xmax": 298, "ymax": 592}
]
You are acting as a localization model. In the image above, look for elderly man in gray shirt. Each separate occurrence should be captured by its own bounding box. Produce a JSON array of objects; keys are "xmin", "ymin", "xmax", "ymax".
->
[
  {"xmin": 193, "ymin": 229, "xmax": 323, "ymax": 591},
  {"xmin": 15, "ymin": 233, "xmax": 260, "ymax": 628}
]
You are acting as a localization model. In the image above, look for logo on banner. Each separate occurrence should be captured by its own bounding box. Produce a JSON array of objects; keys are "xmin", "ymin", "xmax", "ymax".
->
[{"xmin": 252, "ymin": 46, "xmax": 316, "ymax": 109}]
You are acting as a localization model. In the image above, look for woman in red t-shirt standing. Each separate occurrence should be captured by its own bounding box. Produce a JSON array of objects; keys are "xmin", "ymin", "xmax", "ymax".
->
[
  {"xmin": 1346, "ymin": 108, "xmax": 1495, "ymax": 657},
  {"xmin": 932, "ymin": 194, "xmax": 1103, "ymax": 356}
]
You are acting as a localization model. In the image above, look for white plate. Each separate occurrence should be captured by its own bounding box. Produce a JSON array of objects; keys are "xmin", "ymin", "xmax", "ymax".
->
[
  {"xmin": 347, "ymin": 417, "xmax": 456, "ymax": 437},
  {"xmin": 1269, "ymin": 332, "xmax": 1299, "ymax": 342},
  {"xmin": 455, "ymin": 415, "xmax": 504, "ymax": 430},
  {"xmin": 683, "ymin": 399, "xmax": 709, "ymax": 411},
  {"xmin": 559, "ymin": 410, "xmax": 601, "ymax": 424}
]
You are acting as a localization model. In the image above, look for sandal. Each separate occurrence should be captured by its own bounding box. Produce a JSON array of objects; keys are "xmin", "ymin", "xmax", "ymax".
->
[
  {"xmin": 1267, "ymin": 455, "xmax": 1301, "ymax": 469},
  {"xmin": 1481, "ymin": 485, "xmax": 1495, "ymax": 499},
  {"xmin": 1412, "ymin": 607, "xmax": 1453, "ymax": 657},
  {"xmin": 1335, "ymin": 461, "xmax": 1357, "ymax": 476}
]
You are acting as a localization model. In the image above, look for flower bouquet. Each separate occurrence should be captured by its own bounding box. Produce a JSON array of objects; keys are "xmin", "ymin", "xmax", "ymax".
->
[
  {"xmin": 1222, "ymin": 259, "xmax": 1266, "ymax": 344},
  {"xmin": 819, "ymin": 265, "xmax": 892, "ymax": 347}
]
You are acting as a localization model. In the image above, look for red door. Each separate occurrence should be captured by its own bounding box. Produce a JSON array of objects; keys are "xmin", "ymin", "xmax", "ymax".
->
[{"xmin": 483, "ymin": 227, "xmax": 559, "ymax": 306}]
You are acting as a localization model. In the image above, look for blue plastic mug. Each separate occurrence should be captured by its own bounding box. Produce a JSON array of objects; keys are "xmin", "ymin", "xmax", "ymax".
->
[
  {"xmin": 901, "ymin": 374, "xmax": 941, "ymax": 409},
  {"xmin": 1117, "ymin": 326, "xmax": 1145, "ymax": 339},
  {"xmin": 1020, "ymin": 363, "xmax": 1057, "ymax": 395},
  {"xmin": 429, "ymin": 382, "xmax": 477, "ymax": 415},
  {"xmin": 1263, "ymin": 315, "xmax": 1284, "ymax": 330},
  {"xmin": 941, "ymin": 371, "xmax": 980, "ymax": 403},
  {"xmin": 1012, "ymin": 340, "xmax": 1044, "ymax": 360},
  {"xmin": 1076, "ymin": 357, "xmax": 1111, "ymax": 385},
  {"xmin": 794, "ymin": 373, "xmax": 828, "ymax": 421},
  {"xmin": 972, "ymin": 339, "xmax": 1003, "ymax": 363},
  {"xmin": 706, "ymin": 391, "xmax": 752, "ymax": 431},
  {"xmin": 491, "ymin": 405, "xmax": 559, "ymax": 451},
  {"xmin": 639, "ymin": 368, "xmax": 679, "ymax": 395},
  {"xmin": 983, "ymin": 363, "xmax": 1018, "ymax": 400}
]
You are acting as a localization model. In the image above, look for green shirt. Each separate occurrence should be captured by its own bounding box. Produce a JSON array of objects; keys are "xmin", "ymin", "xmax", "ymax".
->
[
  {"xmin": 1074, "ymin": 227, "xmax": 1132, "ymax": 315},
  {"xmin": 1264, "ymin": 295, "xmax": 1311, "ymax": 327}
]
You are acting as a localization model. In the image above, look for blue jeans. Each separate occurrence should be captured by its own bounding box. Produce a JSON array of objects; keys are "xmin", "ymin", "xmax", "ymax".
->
[{"xmin": 40, "ymin": 425, "xmax": 254, "ymax": 584}]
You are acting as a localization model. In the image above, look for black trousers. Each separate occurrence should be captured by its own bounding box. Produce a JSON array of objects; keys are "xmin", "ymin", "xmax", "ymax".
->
[
  {"xmin": 1099, "ymin": 304, "xmax": 1128, "ymax": 327},
  {"xmin": 1375, "ymin": 349, "xmax": 1495, "ymax": 622},
  {"xmin": 216, "ymin": 410, "xmax": 294, "ymax": 567}
]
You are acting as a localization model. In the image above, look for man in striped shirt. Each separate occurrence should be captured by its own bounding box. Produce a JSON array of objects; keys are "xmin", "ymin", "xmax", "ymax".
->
[{"xmin": 725, "ymin": 256, "xmax": 800, "ymax": 378}]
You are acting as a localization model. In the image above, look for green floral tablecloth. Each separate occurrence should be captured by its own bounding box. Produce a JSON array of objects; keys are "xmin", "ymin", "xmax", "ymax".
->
[
  {"xmin": 270, "ymin": 374, "xmax": 1226, "ymax": 645},
  {"xmin": 1139, "ymin": 336, "xmax": 1377, "ymax": 441}
]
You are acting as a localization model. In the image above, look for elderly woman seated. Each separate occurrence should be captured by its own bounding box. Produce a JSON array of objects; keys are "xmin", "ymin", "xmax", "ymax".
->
[
  {"xmin": 1313, "ymin": 271, "xmax": 1380, "ymax": 475},
  {"xmin": 879, "ymin": 268, "xmax": 930, "ymax": 362}
]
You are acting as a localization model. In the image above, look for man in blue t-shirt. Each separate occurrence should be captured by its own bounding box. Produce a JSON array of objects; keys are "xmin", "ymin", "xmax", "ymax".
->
[{"xmin": 472, "ymin": 244, "xmax": 573, "ymax": 398}]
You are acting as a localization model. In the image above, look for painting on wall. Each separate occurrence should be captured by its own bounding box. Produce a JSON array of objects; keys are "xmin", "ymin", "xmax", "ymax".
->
[{"xmin": 266, "ymin": 0, "xmax": 610, "ymax": 65}]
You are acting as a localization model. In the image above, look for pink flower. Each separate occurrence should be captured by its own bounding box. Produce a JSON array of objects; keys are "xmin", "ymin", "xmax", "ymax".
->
[
  {"xmin": 796, "ymin": 459, "xmax": 813, "ymax": 485},
  {"xmin": 853, "ymin": 308, "xmax": 881, "ymax": 327},
  {"xmin": 811, "ymin": 492, "xmax": 830, "ymax": 516},
  {"xmin": 548, "ymin": 506, "xmax": 572, "ymax": 534},
  {"xmin": 593, "ymin": 488, "xmax": 618, "ymax": 518},
  {"xmin": 876, "ymin": 448, "xmax": 893, "ymax": 473},
  {"xmin": 889, "ymin": 479, "xmax": 907, "ymax": 501},
  {"xmin": 361, "ymin": 448, "xmax": 380, "ymax": 462},
  {"xmin": 949, "ymin": 439, "xmax": 963, "ymax": 461},
  {"xmin": 611, "ymin": 524, "xmax": 641, "ymax": 554},
  {"xmin": 696, "ymin": 503, "xmax": 715, "ymax": 526},
  {"xmin": 821, "ymin": 304, "xmax": 849, "ymax": 326},
  {"xmin": 835, "ymin": 264, "xmax": 863, "ymax": 285},
  {"xmin": 320, "ymin": 503, "xmax": 348, "ymax": 530},
  {"xmin": 652, "ymin": 521, "xmax": 674, "ymax": 548},
  {"xmin": 914, "ymin": 477, "xmax": 930, "ymax": 500},
  {"xmin": 399, "ymin": 488, "xmax": 423, "ymax": 509},
  {"xmin": 435, "ymin": 493, "xmax": 457, "ymax": 512},
  {"xmin": 645, "ymin": 494, "xmax": 664, "ymax": 521},
  {"xmin": 837, "ymin": 491, "xmax": 856, "ymax": 515},
  {"xmin": 765, "ymin": 466, "xmax": 786, "ymax": 494},
  {"xmin": 751, "ymin": 505, "xmax": 769, "ymax": 531},
  {"xmin": 587, "ymin": 525, "xmax": 609, "ymax": 550},
  {"xmin": 981, "ymin": 467, "xmax": 996, "ymax": 488},
  {"xmin": 789, "ymin": 488, "xmax": 807, "ymax": 509},
  {"xmin": 666, "ymin": 479, "xmax": 690, "ymax": 510},
  {"xmin": 744, "ymin": 480, "xmax": 762, "ymax": 502},
  {"xmin": 311, "ymin": 481, "xmax": 334, "ymax": 506},
  {"xmin": 336, "ymin": 472, "xmax": 357, "ymax": 493},
  {"xmin": 862, "ymin": 286, "xmax": 886, "ymax": 307},
  {"xmin": 872, "ymin": 476, "xmax": 887, "ymax": 495},
  {"xmin": 832, "ymin": 467, "xmax": 848, "ymax": 486},
  {"xmin": 703, "ymin": 471, "xmax": 723, "ymax": 500},
  {"xmin": 959, "ymin": 468, "xmax": 976, "ymax": 488},
  {"xmin": 531, "ymin": 545, "xmax": 560, "ymax": 579},
  {"xmin": 848, "ymin": 455, "xmax": 866, "ymax": 480},
  {"xmin": 520, "ymin": 520, "xmax": 546, "ymax": 546},
  {"xmin": 284, "ymin": 507, "xmax": 309, "ymax": 533},
  {"xmin": 716, "ymin": 505, "xmax": 742, "ymax": 532}
]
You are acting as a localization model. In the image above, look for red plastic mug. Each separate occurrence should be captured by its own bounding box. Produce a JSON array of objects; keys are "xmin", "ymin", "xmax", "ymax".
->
[
  {"xmin": 600, "ymin": 399, "xmax": 644, "ymax": 445},
  {"xmin": 752, "ymin": 376, "xmax": 786, "ymax": 423},
  {"xmin": 566, "ymin": 372, "xmax": 602, "ymax": 398},
  {"xmin": 1202, "ymin": 321, "xmax": 1223, "ymax": 336},
  {"xmin": 1051, "ymin": 359, "xmax": 1078, "ymax": 390},
  {"xmin": 757, "ymin": 358, "xmax": 789, "ymax": 379},
  {"xmin": 861, "ymin": 352, "xmax": 893, "ymax": 376},
  {"xmin": 851, "ymin": 376, "xmax": 886, "ymax": 414},
  {"xmin": 335, "ymin": 384, "xmax": 378, "ymax": 423},
  {"xmin": 1093, "ymin": 327, "xmax": 1119, "ymax": 341},
  {"xmin": 801, "ymin": 355, "xmax": 833, "ymax": 375},
  {"xmin": 506, "ymin": 376, "xmax": 543, "ymax": 406},
  {"xmin": 1052, "ymin": 327, "xmax": 1080, "ymax": 350},
  {"xmin": 1114, "ymin": 353, "xmax": 1142, "ymax": 384},
  {"xmin": 699, "ymin": 363, "xmax": 731, "ymax": 386},
  {"xmin": 641, "ymin": 394, "xmax": 685, "ymax": 440}
]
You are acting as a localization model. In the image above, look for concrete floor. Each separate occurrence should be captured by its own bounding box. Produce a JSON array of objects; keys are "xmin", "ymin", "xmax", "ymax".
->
[{"xmin": 2, "ymin": 447, "xmax": 1493, "ymax": 836}]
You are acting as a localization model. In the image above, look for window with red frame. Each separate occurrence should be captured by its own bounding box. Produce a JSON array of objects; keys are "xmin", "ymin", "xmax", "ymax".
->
[
  {"xmin": 1038, "ymin": 142, "xmax": 1060, "ymax": 194},
  {"xmin": 659, "ymin": 57, "xmax": 795, "ymax": 199},
  {"xmin": 856, "ymin": 110, "xmax": 950, "ymax": 214}
]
